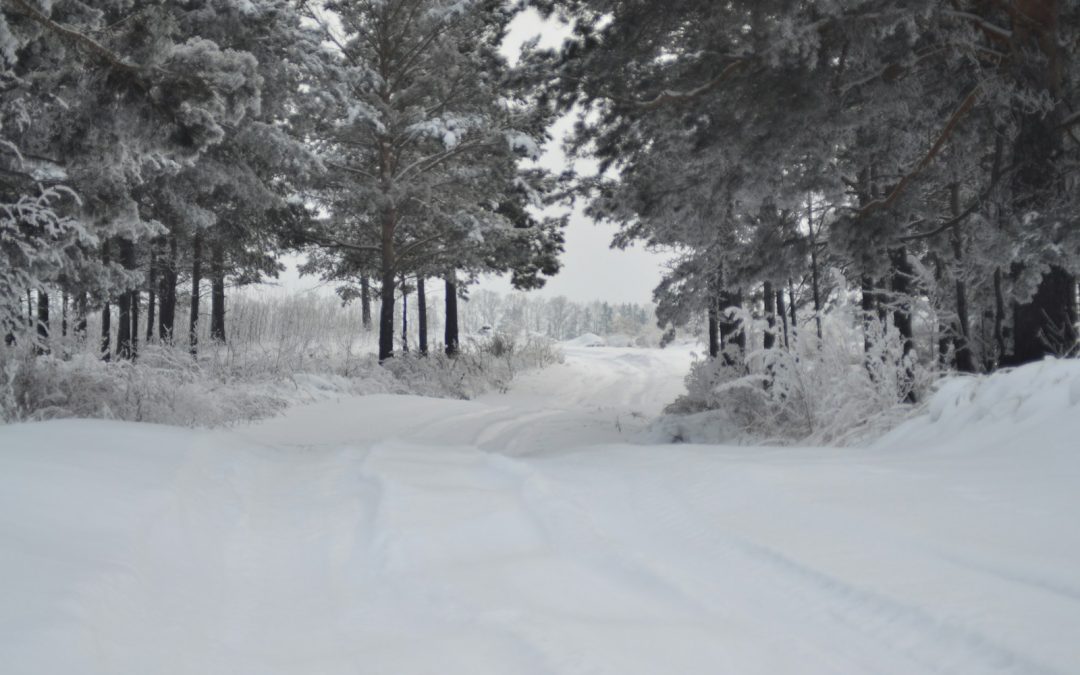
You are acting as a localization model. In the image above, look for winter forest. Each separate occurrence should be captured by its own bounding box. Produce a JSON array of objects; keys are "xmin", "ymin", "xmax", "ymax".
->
[{"xmin": 2, "ymin": 1, "xmax": 1080, "ymax": 673}]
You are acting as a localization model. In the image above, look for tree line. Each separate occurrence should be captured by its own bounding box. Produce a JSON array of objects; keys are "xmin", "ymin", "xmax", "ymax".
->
[
  {"xmin": 536, "ymin": 0, "xmax": 1079, "ymax": 394},
  {"xmin": 461, "ymin": 290, "xmax": 656, "ymax": 342},
  {"xmin": 1, "ymin": 0, "xmax": 563, "ymax": 364}
]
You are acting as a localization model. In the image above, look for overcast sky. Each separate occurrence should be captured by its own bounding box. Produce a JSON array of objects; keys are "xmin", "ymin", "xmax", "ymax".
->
[
  {"xmin": 275, "ymin": 8, "xmax": 669, "ymax": 306},
  {"xmin": 477, "ymin": 10, "xmax": 668, "ymax": 305}
]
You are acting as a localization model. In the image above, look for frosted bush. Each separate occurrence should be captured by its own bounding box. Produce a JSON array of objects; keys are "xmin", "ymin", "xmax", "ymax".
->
[
  {"xmin": 664, "ymin": 309, "xmax": 936, "ymax": 446},
  {"xmin": 1, "ymin": 322, "xmax": 562, "ymax": 427}
]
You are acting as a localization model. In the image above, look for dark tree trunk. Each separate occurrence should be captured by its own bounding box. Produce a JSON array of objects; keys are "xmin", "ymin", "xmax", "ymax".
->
[
  {"xmin": 117, "ymin": 287, "xmax": 131, "ymax": 359},
  {"xmin": 949, "ymin": 185, "xmax": 976, "ymax": 373},
  {"xmin": 130, "ymin": 289, "xmax": 139, "ymax": 361},
  {"xmin": 400, "ymin": 274, "xmax": 409, "ymax": 354},
  {"xmin": 788, "ymin": 281, "xmax": 798, "ymax": 343},
  {"xmin": 707, "ymin": 272, "xmax": 721, "ymax": 359},
  {"xmin": 26, "ymin": 289, "xmax": 32, "ymax": 328},
  {"xmin": 938, "ymin": 326, "xmax": 952, "ymax": 370},
  {"xmin": 1011, "ymin": 266, "xmax": 1078, "ymax": 364},
  {"xmin": 861, "ymin": 275, "xmax": 877, "ymax": 355},
  {"xmin": 36, "ymin": 290, "xmax": 49, "ymax": 350},
  {"xmin": 101, "ymin": 303, "xmax": 111, "ymax": 362},
  {"xmin": 707, "ymin": 304, "xmax": 720, "ymax": 359},
  {"xmin": 190, "ymin": 231, "xmax": 202, "ymax": 358},
  {"xmin": 776, "ymin": 289, "xmax": 789, "ymax": 349},
  {"xmin": 763, "ymin": 281, "xmax": 776, "ymax": 350},
  {"xmin": 377, "ymin": 208, "xmax": 398, "ymax": 363},
  {"xmin": 116, "ymin": 239, "xmax": 135, "ymax": 360},
  {"xmin": 75, "ymin": 292, "xmax": 88, "ymax": 341},
  {"xmin": 128, "ymin": 240, "xmax": 139, "ymax": 360},
  {"xmin": 890, "ymin": 247, "xmax": 917, "ymax": 403},
  {"xmin": 378, "ymin": 265, "xmax": 396, "ymax": 362},
  {"xmin": 444, "ymin": 273, "xmax": 459, "ymax": 357},
  {"xmin": 159, "ymin": 236, "xmax": 178, "ymax": 343},
  {"xmin": 808, "ymin": 198, "xmax": 823, "ymax": 341},
  {"xmin": 360, "ymin": 276, "xmax": 373, "ymax": 331},
  {"xmin": 719, "ymin": 289, "xmax": 745, "ymax": 365},
  {"xmin": 61, "ymin": 290, "xmax": 68, "ymax": 338},
  {"xmin": 100, "ymin": 241, "xmax": 111, "ymax": 361},
  {"xmin": 417, "ymin": 277, "xmax": 428, "ymax": 356},
  {"xmin": 210, "ymin": 243, "xmax": 226, "ymax": 343},
  {"xmin": 146, "ymin": 245, "xmax": 157, "ymax": 343}
]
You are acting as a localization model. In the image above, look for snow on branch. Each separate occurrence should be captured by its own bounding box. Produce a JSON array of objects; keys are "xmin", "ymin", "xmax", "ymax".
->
[
  {"xmin": 6, "ymin": 0, "xmax": 141, "ymax": 73},
  {"xmin": 633, "ymin": 60, "xmax": 745, "ymax": 111},
  {"xmin": 858, "ymin": 84, "xmax": 983, "ymax": 217}
]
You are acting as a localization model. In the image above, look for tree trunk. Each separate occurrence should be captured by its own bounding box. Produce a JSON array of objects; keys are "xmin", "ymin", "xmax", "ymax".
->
[
  {"xmin": 36, "ymin": 289, "xmax": 49, "ymax": 351},
  {"xmin": 707, "ymin": 303, "xmax": 720, "ymax": 359},
  {"xmin": 776, "ymin": 288, "xmax": 789, "ymax": 349},
  {"xmin": 129, "ymin": 240, "xmax": 139, "ymax": 360},
  {"xmin": 130, "ymin": 288, "xmax": 140, "ymax": 361},
  {"xmin": 159, "ymin": 236, "xmax": 178, "ymax": 343},
  {"xmin": 788, "ymin": 281, "xmax": 798, "ymax": 344},
  {"xmin": 400, "ymin": 274, "xmax": 409, "ymax": 354},
  {"xmin": 100, "ymin": 241, "xmax": 111, "ymax": 361},
  {"xmin": 360, "ymin": 276, "xmax": 373, "ymax": 331},
  {"xmin": 61, "ymin": 289, "xmax": 68, "ymax": 338},
  {"xmin": 210, "ymin": 242, "xmax": 226, "ymax": 343},
  {"xmin": 861, "ymin": 275, "xmax": 877, "ymax": 355},
  {"xmin": 75, "ymin": 292, "xmax": 88, "ymax": 341},
  {"xmin": 26, "ymin": 289, "xmax": 32, "ymax": 328},
  {"xmin": 444, "ymin": 272, "xmax": 459, "ymax": 357},
  {"xmin": 377, "ymin": 207, "xmax": 398, "ymax": 363},
  {"xmin": 763, "ymin": 281, "xmax": 776, "ymax": 350},
  {"xmin": 117, "ymin": 285, "xmax": 131, "ymax": 359},
  {"xmin": 993, "ymin": 268, "xmax": 1007, "ymax": 366},
  {"xmin": 707, "ymin": 269, "xmax": 722, "ymax": 359},
  {"xmin": 890, "ymin": 247, "xmax": 917, "ymax": 403},
  {"xmin": 808, "ymin": 198, "xmax": 823, "ymax": 341},
  {"xmin": 116, "ymin": 239, "xmax": 134, "ymax": 360},
  {"xmin": 146, "ymin": 245, "xmax": 157, "ymax": 343},
  {"xmin": 950, "ymin": 185, "xmax": 976, "ymax": 373},
  {"xmin": 719, "ymin": 289, "xmax": 744, "ymax": 365},
  {"xmin": 190, "ymin": 231, "xmax": 202, "ymax": 358},
  {"xmin": 417, "ymin": 277, "xmax": 428, "ymax": 356},
  {"xmin": 378, "ymin": 265, "xmax": 396, "ymax": 362},
  {"xmin": 1012, "ymin": 266, "xmax": 1077, "ymax": 364}
]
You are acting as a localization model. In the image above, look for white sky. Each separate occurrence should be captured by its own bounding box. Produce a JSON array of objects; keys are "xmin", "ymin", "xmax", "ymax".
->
[{"xmin": 274, "ymin": 8, "xmax": 668, "ymax": 305}]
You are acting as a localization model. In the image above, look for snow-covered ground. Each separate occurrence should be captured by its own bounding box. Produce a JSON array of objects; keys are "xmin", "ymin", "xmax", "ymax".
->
[{"xmin": 2, "ymin": 346, "xmax": 1079, "ymax": 674}]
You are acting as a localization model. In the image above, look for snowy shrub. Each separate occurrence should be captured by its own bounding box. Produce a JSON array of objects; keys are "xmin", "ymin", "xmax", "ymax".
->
[
  {"xmin": 383, "ymin": 333, "xmax": 562, "ymax": 398},
  {"xmin": 663, "ymin": 305, "xmax": 936, "ymax": 446},
  {"xmin": 0, "ymin": 340, "xmax": 287, "ymax": 427},
  {"xmin": 0, "ymin": 321, "xmax": 562, "ymax": 427}
]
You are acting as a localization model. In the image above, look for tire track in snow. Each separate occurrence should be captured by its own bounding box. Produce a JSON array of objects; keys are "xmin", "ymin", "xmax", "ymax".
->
[{"xmin": 584, "ymin": 470, "xmax": 1065, "ymax": 675}]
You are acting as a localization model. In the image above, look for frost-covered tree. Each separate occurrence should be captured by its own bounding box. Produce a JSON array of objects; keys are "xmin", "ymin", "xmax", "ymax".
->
[
  {"xmin": 1, "ymin": 0, "xmax": 267, "ymax": 351},
  {"xmin": 547, "ymin": 0, "xmax": 1078, "ymax": 384},
  {"xmin": 301, "ymin": 0, "xmax": 560, "ymax": 361}
]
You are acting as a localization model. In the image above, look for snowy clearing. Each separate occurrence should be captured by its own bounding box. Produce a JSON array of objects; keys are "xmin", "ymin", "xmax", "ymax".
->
[{"xmin": 2, "ymin": 347, "xmax": 1079, "ymax": 674}]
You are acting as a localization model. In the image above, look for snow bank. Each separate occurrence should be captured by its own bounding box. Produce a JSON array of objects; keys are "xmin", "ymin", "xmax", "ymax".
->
[
  {"xmin": 875, "ymin": 358, "xmax": 1080, "ymax": 451},
  {"xmin": 562, "ymin": 332, "xmax": 607, "ymax": 347}
]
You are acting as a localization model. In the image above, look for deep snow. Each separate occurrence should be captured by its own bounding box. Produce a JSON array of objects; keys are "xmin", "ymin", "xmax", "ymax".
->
[{"xmin": 2, "ymin": 347, "xmax": 1079, "ymax": 674}]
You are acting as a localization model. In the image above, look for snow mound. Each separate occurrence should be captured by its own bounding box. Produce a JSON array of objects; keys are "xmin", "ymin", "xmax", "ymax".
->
[
  {"xmin": 563, "ymin": 332, "xmax": 607, "ymax": 347},
  {"xmin": 875, "ymin": 358, "xmax": 1080, "ymax": 450}
]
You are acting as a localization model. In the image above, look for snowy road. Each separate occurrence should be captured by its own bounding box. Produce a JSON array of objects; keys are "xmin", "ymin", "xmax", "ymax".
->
[{"xmin": 2, "ymin": 347, "xmax": 1080, "ymax": 674}]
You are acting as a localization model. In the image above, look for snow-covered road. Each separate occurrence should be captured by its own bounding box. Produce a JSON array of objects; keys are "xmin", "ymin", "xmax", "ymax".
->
[{"xmin": 2, "ymin": 347, "xmax": 1079, "ymax": 674}]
